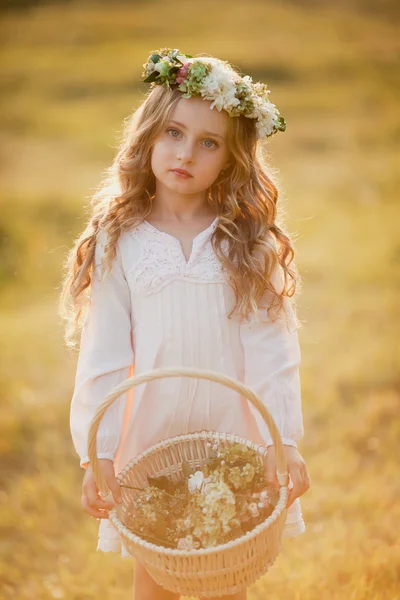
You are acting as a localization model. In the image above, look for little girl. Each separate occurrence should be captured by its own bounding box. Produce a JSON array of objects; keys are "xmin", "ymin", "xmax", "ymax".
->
[{"xmin": 60, "ymin": 48, "xmax": 310, "ymax": 600}]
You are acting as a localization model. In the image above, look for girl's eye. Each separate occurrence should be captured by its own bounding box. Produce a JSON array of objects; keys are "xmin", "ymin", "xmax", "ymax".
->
[
  {"xmin": 166, "ymin": 128, "xmax": 218, "ymax": 148},
  {"xmin": 203, "ymin": 139, "xmax": 218, "ymax": 149},
  {"xmin": 167, "ymin": 128, "xmax": 181, "ymax": 138}
]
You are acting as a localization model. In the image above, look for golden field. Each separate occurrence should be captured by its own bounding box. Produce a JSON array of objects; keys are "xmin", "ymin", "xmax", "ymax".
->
[{"xmin": 0, "ymin": 1, "xmax": 399, "ymax": 598}]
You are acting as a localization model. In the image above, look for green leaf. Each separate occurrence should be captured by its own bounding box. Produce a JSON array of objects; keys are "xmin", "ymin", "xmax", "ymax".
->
[
  {"xmin": 206, "ymin": 457, "xmax": 220, "ymax": 470},
  {"xmin": 276, "ymin": 115, "xmax": 287, "ymax": 131},
  {"xmin": 155, "ymin": 514, "xmax": 168, "ymax": 540},
  {"xmin": 181, "ymin": 459, "xmax": 195, "ymax": 478},
  {"xmin": 143, "ymin": 71, "xmax": 159, "ymax": 84},
  {"xmin": 150, "ymin": 54, "xmax": 162, "ymax": 63},
  {"xmin": 147, "ymin": 475, "xmax": 172, "ymax": 492}
]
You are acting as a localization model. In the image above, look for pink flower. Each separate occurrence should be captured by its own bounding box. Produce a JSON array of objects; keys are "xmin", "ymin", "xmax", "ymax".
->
[
  {"xmin": 176, "ymin": 63, "xmax": 190, "ymax": 84},
  {"xmin": 178, "ymin": 535, "xmax": 195, "ymax": 550},
  {"xmin": 249, "ymin": 502, "xmax": 259, "ymax": 517}
]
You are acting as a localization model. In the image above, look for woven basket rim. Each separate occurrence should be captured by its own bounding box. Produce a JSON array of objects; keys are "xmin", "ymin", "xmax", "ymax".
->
[{"xmin": 109, "ymin": 429, "xmax": 289, "ymax": 557}]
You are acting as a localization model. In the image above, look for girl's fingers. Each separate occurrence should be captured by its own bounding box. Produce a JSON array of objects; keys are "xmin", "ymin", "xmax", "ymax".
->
[
  {"xmin": 286, "ymin": 479, "xmax": 301, "ymax": 507},
  {"xmin": 81, "ymin": 494, "xmax": 110, "ymax": 519},
  {"xmin": 104, "ymin": 472, "xmax": 122, "ymax": 505},
  {"xmin": 96, "ymin": 459, "xmax": 122, "ymax": 505},
  {"xmin": 84, "ymin": 477, "xmax": 115, "ymax": 510},
  {"xmin": 286, "ymin": 469, "xmax": 310, "ymax": 507}
]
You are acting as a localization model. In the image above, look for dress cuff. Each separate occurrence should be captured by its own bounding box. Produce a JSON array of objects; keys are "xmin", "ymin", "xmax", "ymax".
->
[{"xmin": 79, "ymin": 452, "xmax": 116, "ymax": 469}]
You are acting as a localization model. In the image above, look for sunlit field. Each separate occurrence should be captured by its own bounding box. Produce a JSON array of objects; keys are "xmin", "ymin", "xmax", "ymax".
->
[{"xmin": 0, "ymin": 1, "xmax": 399, "ymax": 598}]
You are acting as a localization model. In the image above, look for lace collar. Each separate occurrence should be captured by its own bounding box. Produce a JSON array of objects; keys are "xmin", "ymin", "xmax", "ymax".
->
[
  {"xmin": 128, "ymin": 216, "xmax": 229, "ymax": 295},
  {"xmin": 140, "ymin": 216, "xmax": 219, "ymax": 265}
]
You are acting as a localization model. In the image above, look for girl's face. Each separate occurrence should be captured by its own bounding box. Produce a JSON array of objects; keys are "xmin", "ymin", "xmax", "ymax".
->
[{"xmin": 150, "ymin": 96, "xmax": 231, "ymax": 196}]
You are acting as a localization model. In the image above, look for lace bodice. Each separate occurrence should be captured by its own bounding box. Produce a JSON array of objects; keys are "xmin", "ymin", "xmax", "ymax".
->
[{"xmin": 125, "ymin": 217, "xmax": 230, "ymax": 296}]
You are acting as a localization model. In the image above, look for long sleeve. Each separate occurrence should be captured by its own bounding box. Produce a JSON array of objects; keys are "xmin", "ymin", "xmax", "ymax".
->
[
  {"xmin": 70, "ymin": 230, "xmax": 135, "ymax": 467},
  {"xmin": 239, "ymin": 264, "xmax": 304, "ymax": 449}
]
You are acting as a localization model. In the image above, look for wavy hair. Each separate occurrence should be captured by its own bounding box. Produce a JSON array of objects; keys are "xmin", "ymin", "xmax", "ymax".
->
[{"xmin": 58, "ymin": 80, "xmax": 301, "ymax": 348}]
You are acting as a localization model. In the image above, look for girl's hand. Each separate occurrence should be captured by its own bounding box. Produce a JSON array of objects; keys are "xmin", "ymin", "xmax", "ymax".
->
[
  {"xmin": 81, "ymin": 458, "xmax": 122, "ymax": 519},
  {"xmin": 264, "ymin": 445, "xmax": 310, "ymax": 508}
]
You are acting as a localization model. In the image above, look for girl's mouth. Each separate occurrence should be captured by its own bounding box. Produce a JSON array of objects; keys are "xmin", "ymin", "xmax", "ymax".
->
[{"xmin": 171, "ymin": 169, "xmax": 193, "ymax": 179}]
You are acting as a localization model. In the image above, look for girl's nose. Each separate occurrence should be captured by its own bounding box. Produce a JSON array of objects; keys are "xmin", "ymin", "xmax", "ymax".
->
[{"xmin": 177, "ymin": 140, "xmax": 195, "ymax": 162}]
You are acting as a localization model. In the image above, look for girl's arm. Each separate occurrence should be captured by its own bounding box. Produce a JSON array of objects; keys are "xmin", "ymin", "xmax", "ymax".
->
[
  {"xmin": 70, "ymin": 229, "xmax": 135, "ymax": 468},
  {"xmin": 240, "ymin": 262, "xmax": 311, "ymax": 508},
  {"xmin": 239, "ymin": 264, "xmax": 304, "ymax": 450}
]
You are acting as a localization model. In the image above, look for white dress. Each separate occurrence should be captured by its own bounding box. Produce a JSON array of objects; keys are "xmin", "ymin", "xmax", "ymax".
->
[{"xmin": 70, "ymin": 216, "xmax": 306, "ymax": 556}]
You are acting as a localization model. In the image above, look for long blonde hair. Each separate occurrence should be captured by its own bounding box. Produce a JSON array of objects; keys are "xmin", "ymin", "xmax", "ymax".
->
[{"xmin": 58, "ymin": 83, "xmax": 301, "ymax": 348}]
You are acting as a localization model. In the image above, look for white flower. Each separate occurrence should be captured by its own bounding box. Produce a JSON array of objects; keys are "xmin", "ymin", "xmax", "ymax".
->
[
  {"xmin": 178, "ymin": 536, "xmax": 195, "ymax": 550},
  {"xmin": 242, "ymin": 75, "xmax": 253, "ymax": 85},
  {"xmin": 188, "ymin": 470, "xmax": 205, "ymax": 493},
  {"xmin": 144, "ymin": 61, "xmax": 156, "ymax": 75},
  {"xmin": 248, "ymin": 502, "xmax": 259, "ymax": 517},
  {"xmin": 154, "ymin": 61, "xmax": 165, "ymax": 73},
  {"xmin": 197, "ymin": 57, "xmax": 241, "ymax": 113}
]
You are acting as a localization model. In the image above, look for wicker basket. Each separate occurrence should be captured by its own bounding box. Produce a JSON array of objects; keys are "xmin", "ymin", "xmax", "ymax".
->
[{"xmin": 88, "ymin": 366, "xmax": 290, "ymax": 598}]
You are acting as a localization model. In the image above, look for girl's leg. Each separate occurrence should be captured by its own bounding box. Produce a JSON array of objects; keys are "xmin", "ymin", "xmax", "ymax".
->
[{"xmin": 133, "ymin": 560, "xmax": 180, "ymax": 600}]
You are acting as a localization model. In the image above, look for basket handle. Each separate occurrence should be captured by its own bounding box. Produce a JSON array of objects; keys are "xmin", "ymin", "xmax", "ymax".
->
[{"xmin": 88, "ymin": 366, "xmax": 289, "ymax": 496}]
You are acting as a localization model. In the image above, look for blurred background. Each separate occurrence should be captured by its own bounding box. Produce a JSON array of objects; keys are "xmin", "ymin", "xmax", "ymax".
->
[{"xmin": 1, "ymin": 0, "xmax": 399, "ymax": 598}]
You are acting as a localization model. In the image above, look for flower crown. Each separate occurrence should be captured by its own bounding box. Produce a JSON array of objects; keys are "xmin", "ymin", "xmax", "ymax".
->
[{"xmin": 141, "ymin": 48, "xmax": 286, "ymax": 141}]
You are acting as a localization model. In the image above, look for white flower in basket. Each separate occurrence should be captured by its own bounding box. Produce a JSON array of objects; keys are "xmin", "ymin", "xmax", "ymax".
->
[{"xmin": 188, "ymin": 470, "xmax": 205, "ymax": 493}]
